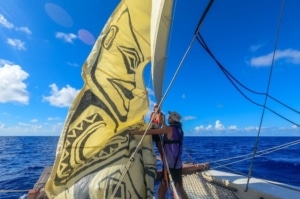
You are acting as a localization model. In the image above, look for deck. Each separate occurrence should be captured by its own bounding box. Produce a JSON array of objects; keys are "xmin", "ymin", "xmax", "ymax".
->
[
  {"xmin": 27, "ymin": 163, "xmax": 240, "ymax": 199},
  {"xmin": 28, "ymin": 166, "xmax": 52, "ymax": 199}
]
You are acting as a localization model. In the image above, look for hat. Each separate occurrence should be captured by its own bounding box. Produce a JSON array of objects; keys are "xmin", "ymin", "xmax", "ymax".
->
[{"xmin": 168, "ymin": 111, "xmax": 181, "ymax": 122}]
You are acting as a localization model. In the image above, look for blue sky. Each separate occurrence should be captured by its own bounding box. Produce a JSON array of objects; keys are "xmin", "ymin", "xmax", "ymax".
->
[{"xmin": 0, "ymin": 0, "xmax": 300, "ymax": 136}]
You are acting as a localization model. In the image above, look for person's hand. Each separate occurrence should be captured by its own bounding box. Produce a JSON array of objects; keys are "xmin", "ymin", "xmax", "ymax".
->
[{"xmin": 161, "ymin": 125, "xmax": 168, "ymax": 130}]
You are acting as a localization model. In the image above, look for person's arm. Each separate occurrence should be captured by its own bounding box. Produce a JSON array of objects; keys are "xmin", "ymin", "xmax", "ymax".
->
[{"xmin": 132, "ymin": 125, "xmax": 171, "ymax": 135}]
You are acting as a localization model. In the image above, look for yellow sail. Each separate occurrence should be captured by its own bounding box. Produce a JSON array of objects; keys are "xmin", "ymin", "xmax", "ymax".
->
[{"xmin": 45, "ymin": 0, "xmax": 173, "ymax": 198}]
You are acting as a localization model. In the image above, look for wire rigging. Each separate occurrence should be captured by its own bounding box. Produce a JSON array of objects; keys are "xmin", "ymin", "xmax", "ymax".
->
[
  {"xmin": 195, "ymin": 34, "xmax": 300, "ymax": 127},
  {"xmin": 189, "ymin": 0, "xmax": 300, "ymax": 191},
  {"xmin": 245, "ymin": 0, "xmax": 286, "ymax": 191},
  {"xmin": 211, "ymin": 139, "xmax": 300, "ymax": 167}
]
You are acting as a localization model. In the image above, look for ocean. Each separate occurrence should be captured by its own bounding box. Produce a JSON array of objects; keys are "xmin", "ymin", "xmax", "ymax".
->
[{"xmin": 0, "ymin": 136, "xmax": 299, "ymax": 199}]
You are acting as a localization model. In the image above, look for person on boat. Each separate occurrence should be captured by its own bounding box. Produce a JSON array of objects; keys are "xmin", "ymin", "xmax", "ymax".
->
[
  {"xmin": 149, "ymin": 104, "xmax": 165, "ymax": 159},
  {"xmin": 132, "ymin": 111, "xmax": 188, "ymax": 199}
]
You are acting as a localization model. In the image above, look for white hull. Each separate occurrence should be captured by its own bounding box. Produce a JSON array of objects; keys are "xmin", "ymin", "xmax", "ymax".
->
[{"xmin": 202, "ymin": 169, "xmax": 299, "ymax": 199}]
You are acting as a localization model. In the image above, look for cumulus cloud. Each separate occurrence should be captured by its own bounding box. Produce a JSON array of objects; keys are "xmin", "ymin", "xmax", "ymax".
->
[
  {"xmin": 215, "ymin": 120, "xmax": 224, "ymax": 130},
  {"xmin": 194, "ymin": 125, "xmax": 205, "ymax": 131},
  {"xmin": 194, "ymin": 120, "xmax": 236, "ymax": 132},
  {"xmin": 43, "ymin": 84, "xmax": 79, "ymax": 107},
  {"xmin": 56, "ymin": 32, "xmax": 77, "ymax": 43},
  {"xmin": 206, "ymin": 124, "xmax": 213, "ymax": 130},
  {"xmin": 228, "ymin": 125, "xmax": 238, "ymax": 130},
  {"xmin": 194, "ymin": 124, "xmax": 213, "ymax": 132},
  {"xmin": 0, "ymin": 63, "xmax": 29, "ymax": 104},
  {"xmin": 7, "ymin": 38, "xmax": 26, "ymax": 50},
  {"xmin": 249, "ymin": 49, "xmax": 300, "ymax": 67}
]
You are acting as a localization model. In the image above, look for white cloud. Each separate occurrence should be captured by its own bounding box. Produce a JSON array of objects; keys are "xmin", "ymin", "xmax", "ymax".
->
[
  {"xmin": 194, "ymin": 120, "xmax": 235, "ymax": 132},
  {"xmin": 194, "ymin": 125, "xmax": 204, "ymax": 131},
  {"xmin": 194, "ymin": 124, "xmax": 213, "ymax": 132},
  {"xmin": 16, "ymin": 26, "xmax": 32, "ymax": 35},
  {"xmin": 245, "ymin": 126, "xmax": 258, "ymax": 131},
  {"xmin": 228, "ymin": 125, "xmax": 238, "ymax": 130},
  {"xmin": 249, "ymin": 53, "xmax": 273, "ymax": 67},
  {"xmin": 56, "ymin": 32, "xmax": 77, "ymax": 43},
  {"xmin": 19, "ymin": 122, "xmax": 42, "ymax": 129},
  {"xmin": 7, "ymin": 38, "xmax": 26, "ymax": 50},
  {"xmin": 206, "ymin": 125, "xmax": 213, "ymax": 130},
  {"xmin": 0, "ymin": 121, "xmax": 63, "ymax": 136},
  {"xmin": 215, "ymin": 120, "xmax": 224, "ymax": 130},
  {"xmin": 0, "ymin": 59, "xmax": 13, "ymax": 65},
  {"xmin": 0, "ymin": 14, "xmax": 31, "ymax": 35},
  {"xmin": 43, "ymin": 84, "xmax": 79, "ymax": 107},
  {"xmin": 291, "ymin": 125, "xmax": 299, "ymax": 129},
  {"xmin": 0, "ymin": 64, "xmax": 29, "ymax": 104},
  {"xmin": 249, "ymin": 49, "xmax": 300, "ymax": 67},
  {"xmin": 0, "ymin": 14, "xmax": 13, "ymax": 29},
  {"xmin": 191, "ymin": 119, "xmax": 300, "ymax": 136}
]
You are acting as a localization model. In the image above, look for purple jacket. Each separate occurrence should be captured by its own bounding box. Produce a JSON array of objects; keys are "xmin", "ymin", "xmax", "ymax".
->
[{"xmin": 163, "ymin": 124, "xmax": 183, "ymax": 169}]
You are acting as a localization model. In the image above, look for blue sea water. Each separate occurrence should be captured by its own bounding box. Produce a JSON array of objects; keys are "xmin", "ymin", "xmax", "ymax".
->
[{"xmin": 0, "ymin": 136, "xmax": 299, "ymax": 199}]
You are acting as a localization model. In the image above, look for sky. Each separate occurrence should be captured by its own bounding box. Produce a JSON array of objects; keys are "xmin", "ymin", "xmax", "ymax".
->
[{"xmin": 0, "ymin": 0, "xmax": 300, "ymax": 136}]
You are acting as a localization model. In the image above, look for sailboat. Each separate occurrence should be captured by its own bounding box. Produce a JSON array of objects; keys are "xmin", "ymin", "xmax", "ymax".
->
[{"xmin": 27, "ymin": 0, "xmax": 300, "ymax": 198}]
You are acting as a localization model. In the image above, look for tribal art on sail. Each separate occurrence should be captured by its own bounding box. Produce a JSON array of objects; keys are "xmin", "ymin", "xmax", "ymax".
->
[{"xmin": 45, "ymin": 0, "xmax": 170, "ymax": 198}]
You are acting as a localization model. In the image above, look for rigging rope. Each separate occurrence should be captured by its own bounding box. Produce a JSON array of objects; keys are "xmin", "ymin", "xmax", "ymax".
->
[
  {"xmin": 245, "ymin": 0, "xmax": 286, "ymax": 191},
  {"xmin": 212, "ymin": 139, "xmax": 300, "ymax": 169},
  {"xmin": 195, "ymin": 34, "xmax": 300, "ymax": 127},
  {"xmin": 210, "ymin": 139, "xmax": 300, "ymax": 166},
  {"xmin": 192, "ymin": 0, "xmax": 299, "ymax": 190},
  {"xmin": 181, "ymin": 138, "xmax": 300, "ymax": 176},
  {"xmin": 0, "ymin": 189, "xmax": 30, "ymax": 193}
]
